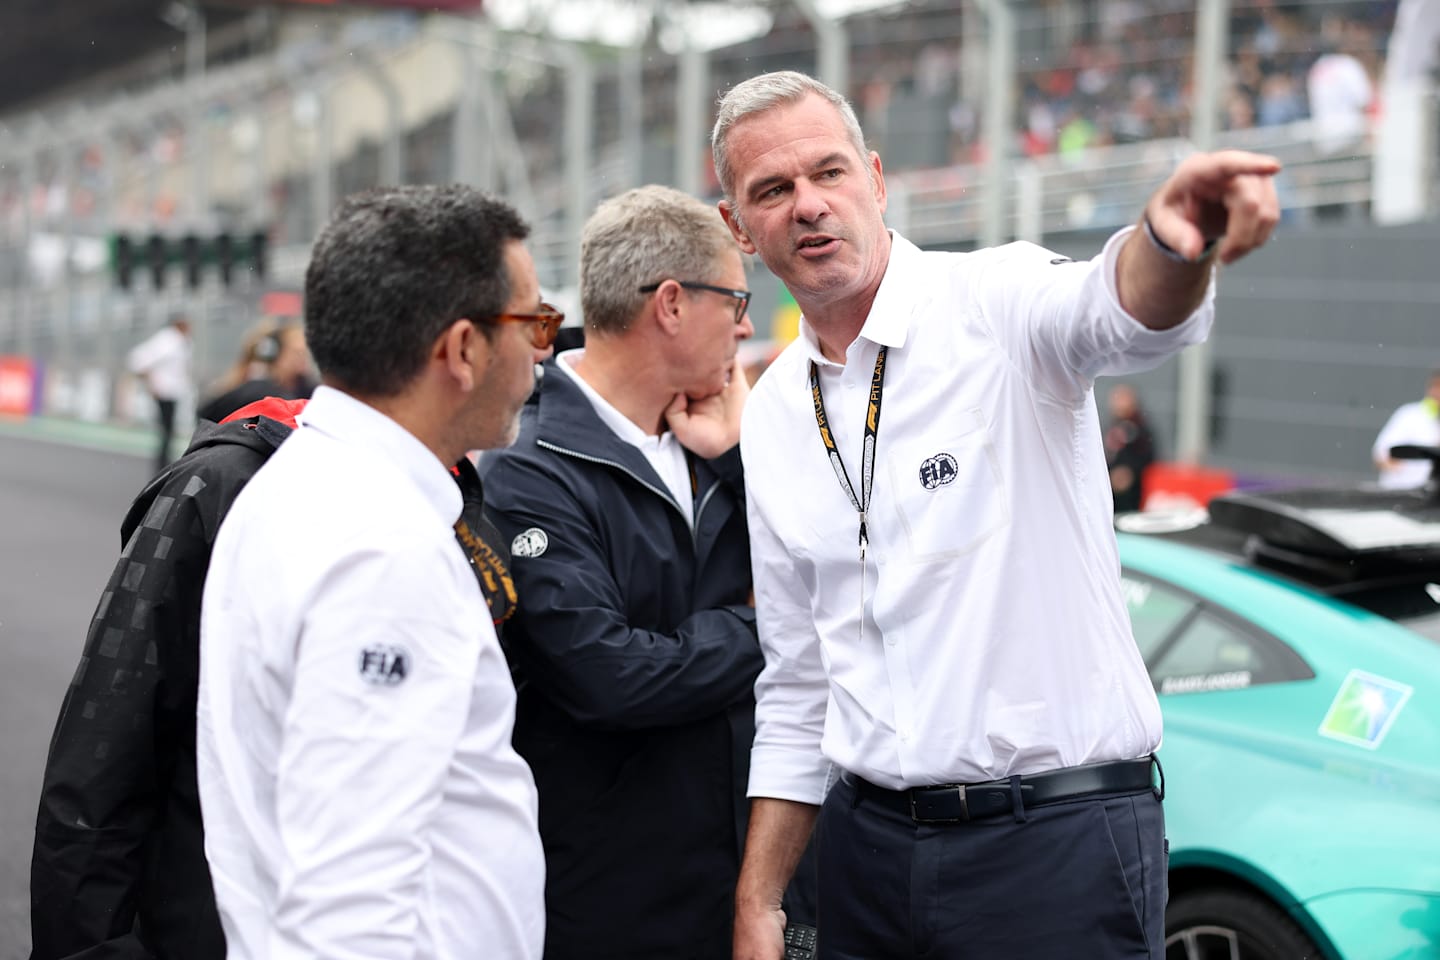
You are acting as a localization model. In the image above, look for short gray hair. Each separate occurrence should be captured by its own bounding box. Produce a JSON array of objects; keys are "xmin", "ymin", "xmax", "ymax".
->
[
  {"xmin": 580, "ymin": 185, "xmax": 740, "ymax": 335},
  {"xmin": 712, "ymin": 70, "xmax": 869, "ymax": 203}
]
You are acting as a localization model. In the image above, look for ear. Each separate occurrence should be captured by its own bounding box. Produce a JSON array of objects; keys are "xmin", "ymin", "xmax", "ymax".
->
[
  {"xmin": 718, "ymin": 200, "xmax": 756, "ymax": 255},
  {"xmin": 649, "ymin": 279, "xmax": 685, "ymax": 337},
  {"xmin": 433, "ymin": 319, "xmax": 487, "ymax": 393},
  {"xmin": 869, "ymin": 150, "xmax": 888, "ymax": 216}
]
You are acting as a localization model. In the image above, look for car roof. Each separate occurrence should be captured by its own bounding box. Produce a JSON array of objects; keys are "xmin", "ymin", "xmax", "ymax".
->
[{"xmin": 1117, "ymin": 485, "xmax": 1440, "ymax": 632}]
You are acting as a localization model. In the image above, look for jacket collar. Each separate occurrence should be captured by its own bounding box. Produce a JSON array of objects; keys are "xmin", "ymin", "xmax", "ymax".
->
[
  {"xmin": 531, "ymin": 358, "xmax": 742, "ymax": 504},
  {"xmin": 532, "ymin": 359, "xmax": 676, "ymax": 493}
]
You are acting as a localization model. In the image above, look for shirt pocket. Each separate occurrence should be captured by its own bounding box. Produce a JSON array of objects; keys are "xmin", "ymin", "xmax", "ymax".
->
[{"xmin": 883, "ymin": 406, "xmax": 1009, "ymax": 563}]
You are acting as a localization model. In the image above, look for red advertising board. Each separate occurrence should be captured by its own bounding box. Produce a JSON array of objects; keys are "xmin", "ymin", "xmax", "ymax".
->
[
  {"xmin": 1141, "ymin": 461, "xmax": 1236, "ymax": 511},
  {"xmin": 0, "ymin": 356, "xmax": 38, "ymax": 417}
]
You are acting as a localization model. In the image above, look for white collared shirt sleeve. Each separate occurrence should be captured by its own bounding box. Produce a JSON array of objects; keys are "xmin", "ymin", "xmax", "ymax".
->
[
  {"xmin": 741, "ymin": 418, "xmax": 833, "ymax": 803},
  {"xmin": 968, "ymin": 226, "xmax": 1215, "ymax": 402},
  {"xmin": 267, "ymin": 534, "xmax": 477, "ymax": 959}
]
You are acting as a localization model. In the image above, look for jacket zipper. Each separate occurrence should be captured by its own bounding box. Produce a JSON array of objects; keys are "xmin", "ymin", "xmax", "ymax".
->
[{"xmin": 538, "ymin": 438, "xmax": 710, "ymax": 546}]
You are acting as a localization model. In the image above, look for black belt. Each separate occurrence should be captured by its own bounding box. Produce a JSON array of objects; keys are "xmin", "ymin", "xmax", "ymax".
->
[{"xmin": 847, "ymin": 757, "xmax": 1159, "ymax": 824}]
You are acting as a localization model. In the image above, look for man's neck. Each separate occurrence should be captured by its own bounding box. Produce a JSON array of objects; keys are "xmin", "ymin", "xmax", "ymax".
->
[
  {"xmin": 805, "ymin": 299, "xmax": 875, "ymax": 365},
  {"xmin": 569, "ymin": 346, "xmax": 672, "ymax": 436}
]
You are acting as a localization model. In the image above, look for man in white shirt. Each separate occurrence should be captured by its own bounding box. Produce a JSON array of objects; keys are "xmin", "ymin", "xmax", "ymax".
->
[
  {"xmin": 126, "ymin": 314, "xmax": 192, "ymax": 472},
  {"xmin": 480, "ymin": 184, "xmax": 814, "ymax": 958},
  {"xmin": 1372, "ymin": 369, "xmax": 1440, "ymax": 488},
  {"xmin": 713, "ymin": 71, "xmax": 1281, "ymax": 960},
  {"xmin": 197, "ymin": 185, "xmax": 555, "ymax": 960}
]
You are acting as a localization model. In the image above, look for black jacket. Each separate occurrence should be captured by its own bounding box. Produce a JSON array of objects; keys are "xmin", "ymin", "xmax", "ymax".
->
[
  {"xmin": 30, "ymin": 413, "xmax": 290, "ymax": 960},
  {"xmin": 480, "ymin": 362, "xmax": 769, "ymax": 960},
  {"xmin": 31, "ymin": 404, "xmax": 513, "ymax": 960}
]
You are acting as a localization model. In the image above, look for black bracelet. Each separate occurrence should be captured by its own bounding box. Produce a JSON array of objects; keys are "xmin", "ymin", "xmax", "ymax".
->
[{"xmin": 1143, "ymin": 215, "xmax": 1218, "ymax": 265}]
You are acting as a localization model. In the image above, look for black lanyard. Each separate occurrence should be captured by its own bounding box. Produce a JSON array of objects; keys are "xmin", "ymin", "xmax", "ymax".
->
[{"xmin": 810, "ymin": 345, "xmax": 888, "ymax": 558}]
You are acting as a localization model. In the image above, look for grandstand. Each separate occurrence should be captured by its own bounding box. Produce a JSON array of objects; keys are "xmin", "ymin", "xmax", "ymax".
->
[{"xmin": 0, "ymin": 0, "xmax": 1436, "ymax": 479}]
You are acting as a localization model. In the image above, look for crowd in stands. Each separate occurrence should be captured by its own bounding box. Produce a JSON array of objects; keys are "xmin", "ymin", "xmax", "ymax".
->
[
  {"xmin": 813, "ymin": 0, "xmax": 1398, "ymax": 166},
  {"xmin": 707, "ymin": 0, "xmax": 1398, "ymax": 172}
]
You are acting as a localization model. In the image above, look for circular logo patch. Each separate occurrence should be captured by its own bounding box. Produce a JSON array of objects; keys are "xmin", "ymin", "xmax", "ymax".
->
[
  {"xmin": 511, "ymin": 527, "xmax": 550, "ymax": 558},
  {"xmin": 359, "ymin": 643, "xmax": 411, "ymax": 686},
  {"xmin": 919, "ymin": 453, "xmax": 958, "ymax": 490}
]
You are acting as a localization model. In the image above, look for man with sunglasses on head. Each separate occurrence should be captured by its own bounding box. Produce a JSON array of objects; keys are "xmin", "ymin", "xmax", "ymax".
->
[
  {"xmin": 196, "ymin": 185, "xmax": 552, "ymax": 960},
  {"xmin": 481, "ymin": 184, "xmax": 809, "ymax": 959}
]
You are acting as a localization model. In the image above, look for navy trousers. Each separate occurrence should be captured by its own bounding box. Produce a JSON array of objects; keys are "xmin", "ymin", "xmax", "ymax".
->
[{"xmin": 814, "ymin": 775, "xmax": 1166, "ymax": 959}]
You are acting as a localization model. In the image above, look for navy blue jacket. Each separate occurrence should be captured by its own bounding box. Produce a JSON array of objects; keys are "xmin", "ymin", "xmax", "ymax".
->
[{"xmin": 480, "ymin": 361, "xmax": 766, "ymax": 959}]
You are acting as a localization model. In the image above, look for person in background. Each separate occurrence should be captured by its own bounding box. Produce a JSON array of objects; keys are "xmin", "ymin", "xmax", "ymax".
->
[
  {"xmin": 127, "ymin": 314, "xmax": 192, "ymax": 472},
  {"xmin": 196, "ymin": 321, "xmax": 313, "ymax": 423},
  {"xmin": 480, "ymin": 184, "xmax": 813, "ymax": 959},
  {"xmin": 197, "ymin": 184, "xmax": 551, "ymax": 960},
  {"xmin": 1372, "ymin": 369, "xmax": 1440, "ymax": 489},
  {"xmin": 1104, "ymin": 382, "xmax": 1156, "ymax": 513},
  {"xmin": 713, "ymin": 70, "xmax": 1279, "ymax": 960},
  {"xmin": 30, "ymin": 394, "xmax": 517, "ymax": 960}
]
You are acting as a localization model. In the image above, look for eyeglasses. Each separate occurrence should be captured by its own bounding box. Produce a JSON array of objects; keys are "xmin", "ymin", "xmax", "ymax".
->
[
  {"xmin": 638, "ymin": 281, "xmax": 751, "ymax": 325},
  {"xmin": 486, "ymin": 302, "xmax": 565, "ymax": 350}
]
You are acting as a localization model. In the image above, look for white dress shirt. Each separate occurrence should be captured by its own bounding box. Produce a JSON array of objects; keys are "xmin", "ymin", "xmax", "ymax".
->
[
  {"xmin": 197, "ymin": 385, "xmax": 544, "ymax": 960},
  {"xmin": 126, "ymin": 325, "xmax": 191, "ymax": 400},
  {"xmin": 1372, "ymin": 399, "xmax": 1440, "ymax": 489},
  {"xmin": 741, "ymin": 228, "xmax": 1214, "ymax": 800}
]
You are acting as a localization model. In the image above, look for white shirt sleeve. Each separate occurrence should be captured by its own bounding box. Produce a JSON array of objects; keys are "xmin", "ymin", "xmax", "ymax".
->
[
  {"xmin": 742, "ymin": 415, "xmax": 833, "ymax": 805},
  {"xmin": 268, "ymin": 535, "xmax": 479, "ymax": 960},
  {"xmin": 967, "ymin": 226, "xmax": 1215, "ymax": 403}
]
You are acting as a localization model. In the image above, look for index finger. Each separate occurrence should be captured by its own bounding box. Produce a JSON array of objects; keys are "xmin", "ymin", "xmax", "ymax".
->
[{"xmin": 1195, "ymin": 149, "xmax": 1283, "ymax": 179}]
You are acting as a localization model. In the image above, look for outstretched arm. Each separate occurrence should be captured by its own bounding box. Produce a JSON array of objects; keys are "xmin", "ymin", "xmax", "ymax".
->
[{"xmin": 1118, "ymin": 149, "xmax": 1282, "ymax": 329}]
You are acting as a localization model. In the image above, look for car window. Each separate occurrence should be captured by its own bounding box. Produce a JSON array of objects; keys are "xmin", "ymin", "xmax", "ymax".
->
[
  {"xmin": 1122, "ymin": 569, "xmax": 1315, "ymax": 694},
  {"xmin": 1120, "ymin": 574, "xmax": 1197, "ymax": 660},
  {"xmin": 1152, "ymin": 612, "xmax": 1266, "ymax": 693}
]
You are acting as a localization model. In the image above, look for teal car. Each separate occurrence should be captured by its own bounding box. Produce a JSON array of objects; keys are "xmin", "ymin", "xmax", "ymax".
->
[{"xmin": 1117, "ymin": 487, "xmax": 1440, "ymax": 960}]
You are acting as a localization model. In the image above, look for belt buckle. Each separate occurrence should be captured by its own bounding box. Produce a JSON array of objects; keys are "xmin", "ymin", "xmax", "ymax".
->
[{"xmin": 908, "ymin": 784, "xmax": 971, "ymax": 823}]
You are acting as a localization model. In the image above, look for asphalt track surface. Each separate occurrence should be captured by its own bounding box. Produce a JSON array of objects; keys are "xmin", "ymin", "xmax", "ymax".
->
[{"xmin": 0, "ymin": 430, "xmax": 153, "ymax": 958}]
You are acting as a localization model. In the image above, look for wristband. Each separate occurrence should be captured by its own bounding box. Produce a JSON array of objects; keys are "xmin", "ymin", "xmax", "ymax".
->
[{"xmin": 1143, "ymin": 215, "xmax": 1218, "ymax": 265}]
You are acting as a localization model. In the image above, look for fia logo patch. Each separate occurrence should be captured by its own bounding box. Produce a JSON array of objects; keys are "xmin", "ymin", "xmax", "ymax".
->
[
  {"xmin": 511, "ymin": 527, "xmax": 549, "ymax": 558},
  {"xmin": 359, "ymin": 644, "xmax": 411, "ymax": 686},
  {"xmin": 919, "ymin": 453, "xmax": 958, "ymax": 490}
]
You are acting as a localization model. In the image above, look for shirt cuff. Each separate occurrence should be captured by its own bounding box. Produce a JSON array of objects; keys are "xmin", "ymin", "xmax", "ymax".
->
[
  {"xmin": 1099, "ymin": 224, "xmax": 1216, "ymax": 349},
  {"xmin": 747, "ymin": 743, "xmax": 833, "ymax": 806}
]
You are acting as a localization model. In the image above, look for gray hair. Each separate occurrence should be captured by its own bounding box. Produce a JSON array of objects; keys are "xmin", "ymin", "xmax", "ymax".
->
[
  {"xmin": 712, "ymin": 70, "xmax": 869, "ymax": 204},
  {"xmin": 580, "ymin": 184, "xmax": 740, "ymax": 335}
]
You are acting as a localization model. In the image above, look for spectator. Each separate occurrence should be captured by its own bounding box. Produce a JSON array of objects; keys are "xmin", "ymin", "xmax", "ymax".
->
[
  {"xmin": 196, "ymin": 321, "xmax": 313, "ymax": 424},
  {"xmin": 1373, "ymin": 369, "xmax": 1440, "ymax": 489},
  {"xmin": 127, "ymin": 314, "xmax": 192, "ymax": 473},
  {"xmin": 1307, "ymin": 37, "xmax": 1374, "ymax": 155},
  {"xmin": 1105, "ymin": 382, "xmax": 1156, "ymax": 512},
  {"xmin": 196, "ymin": 185, "xmax": 552, "ymax": 960}
]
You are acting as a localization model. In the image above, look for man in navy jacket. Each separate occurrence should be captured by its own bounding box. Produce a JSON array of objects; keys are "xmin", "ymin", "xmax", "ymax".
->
[{"xmin": 481, "ymin": 185, "xmax": 810, "ymax": 959}]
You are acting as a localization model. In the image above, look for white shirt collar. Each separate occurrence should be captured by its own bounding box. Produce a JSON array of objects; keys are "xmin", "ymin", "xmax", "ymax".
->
[
  {"xmin": 555, "ymin": 349, "xmax": 667, "ymax": 445},
  {"xmin": 298, "ymin": 385, "xmax": 462, "ymax": 526},
  {"xmin": 794, "ymin": 231, "xmax": 920, "ymax": 375}
]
